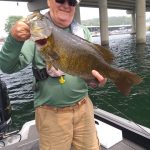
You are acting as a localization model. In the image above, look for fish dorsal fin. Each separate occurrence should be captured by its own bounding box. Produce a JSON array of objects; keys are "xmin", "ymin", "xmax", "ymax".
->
[{"xmin": 89, "ymin": 43, "xmax": 114, "ymax": 64}]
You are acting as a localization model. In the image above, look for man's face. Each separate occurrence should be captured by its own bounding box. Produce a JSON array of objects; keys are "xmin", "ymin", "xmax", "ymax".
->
[{"xmin": 47, "ymin": 0, "xmax": 76, "ymax": 28}]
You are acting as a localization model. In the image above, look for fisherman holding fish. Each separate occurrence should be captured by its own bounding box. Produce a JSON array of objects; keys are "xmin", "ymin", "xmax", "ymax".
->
[{"xmin": 0, "ymin": 0, "xmax": 142, "ymax": 150}]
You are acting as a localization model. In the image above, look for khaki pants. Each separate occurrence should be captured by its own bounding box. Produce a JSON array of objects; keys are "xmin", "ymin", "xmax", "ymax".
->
[{"xmin": 35, "ymin": 96, "xmax": 100, "ymax": 150}]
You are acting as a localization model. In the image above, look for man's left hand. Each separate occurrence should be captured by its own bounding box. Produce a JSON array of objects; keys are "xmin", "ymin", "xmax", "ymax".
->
[{"xmin": 91, "ymin": 70, "xmax": 107, "ymax": 87}]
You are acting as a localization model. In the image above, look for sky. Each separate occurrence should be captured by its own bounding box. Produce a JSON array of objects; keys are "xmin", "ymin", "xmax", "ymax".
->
[
  {"xmin": 0, "ymin": 2, "xmax": 29, "ymax": 37},
  {"xmin": 0, "ymin": 1, "xmax": 150, "ymax": 37}
]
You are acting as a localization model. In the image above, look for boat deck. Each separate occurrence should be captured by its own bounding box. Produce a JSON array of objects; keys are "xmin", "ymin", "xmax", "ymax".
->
[
  {"xmin": 102, "ymin": 139, "xmax": 146, "ymax": 150},
  {"xmin": 1, "ymin": 125, "xmax": 147, "ymax": 150}
]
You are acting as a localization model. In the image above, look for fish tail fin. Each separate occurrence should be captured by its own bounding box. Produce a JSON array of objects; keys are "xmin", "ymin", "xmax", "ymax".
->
[{"xmin": 114, "ymin": 70, "xmax": 143, "ymax": 96}]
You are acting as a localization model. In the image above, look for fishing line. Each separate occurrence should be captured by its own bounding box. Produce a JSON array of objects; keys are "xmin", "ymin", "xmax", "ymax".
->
[{"xmin": 100, "ymin": 98, "xmax": 150, "ymax": 136}]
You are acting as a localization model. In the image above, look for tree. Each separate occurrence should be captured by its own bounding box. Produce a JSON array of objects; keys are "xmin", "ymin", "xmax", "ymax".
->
[
  {"xmin": 4, "ymin": 16, "xmax": 23, "ymax": 33},
  {"xmin": 81, "ymin": 16, "xmax": 132, "ymax": 26}
]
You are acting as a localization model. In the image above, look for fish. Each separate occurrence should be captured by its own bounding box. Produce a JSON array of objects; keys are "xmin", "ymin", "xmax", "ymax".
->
[{"xmin": 27, "ymin": 12, "xmax": 143, "ymax": 96}]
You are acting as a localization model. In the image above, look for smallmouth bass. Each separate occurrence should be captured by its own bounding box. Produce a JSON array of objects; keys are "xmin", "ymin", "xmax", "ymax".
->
[{"xmin": 27, "ymin": 12, "xmax": 142, "ymax": 96}]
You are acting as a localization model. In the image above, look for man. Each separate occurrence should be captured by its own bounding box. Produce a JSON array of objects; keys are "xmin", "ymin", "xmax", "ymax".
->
[{"xmin": 0, "ymin": 0, "xmax": 106, "ymax": 149}]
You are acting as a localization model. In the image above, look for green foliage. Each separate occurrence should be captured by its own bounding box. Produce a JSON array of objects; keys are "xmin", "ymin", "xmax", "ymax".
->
[
  {"xmin": 147, "ymin": 26, "xmax": 150, "ymax": 31},
  {"xmin": 4, "ymin": 16, "xmax": 23, "ymax": 33},
  {"xmin": 82, "ymin": 18, "xmax": 100, "ymax": 26},
  {"xmin": 81, "ymin": 16, "xmax": 132, "ymax": 26},
  {"xmin": 108, "ymin": 16, "xmax": 131, "ymax": 26}
]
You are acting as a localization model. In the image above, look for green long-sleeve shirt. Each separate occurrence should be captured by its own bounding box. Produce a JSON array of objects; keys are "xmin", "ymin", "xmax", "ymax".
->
[{"xmin": 0, "ymin": 25, "xmax": 92, "ymax": 108}]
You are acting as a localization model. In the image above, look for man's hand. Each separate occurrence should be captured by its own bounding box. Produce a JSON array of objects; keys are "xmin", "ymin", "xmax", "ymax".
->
[
  {"xmin": 11, "ymin": 21, "xmax": 31, "ymax": 41},
  {"xmin": 91, "ymin": 70, "xmax": 107, "ymax": 87}
]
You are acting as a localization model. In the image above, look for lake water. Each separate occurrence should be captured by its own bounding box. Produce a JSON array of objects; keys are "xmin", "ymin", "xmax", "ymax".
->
[{"xmin": 0, "ymin": 32, "xmax": 150, "ymax": 130}]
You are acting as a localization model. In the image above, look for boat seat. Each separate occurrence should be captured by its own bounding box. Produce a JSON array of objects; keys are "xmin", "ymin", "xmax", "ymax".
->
[{"xmin": 95, "ymin": 119, "xmax": 123, "ymax": 149}]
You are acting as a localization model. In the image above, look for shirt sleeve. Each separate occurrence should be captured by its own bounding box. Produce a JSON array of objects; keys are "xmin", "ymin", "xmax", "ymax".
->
[{"xmin": 0, "ymin": 34, "xmax": 35, "ymax": 74}]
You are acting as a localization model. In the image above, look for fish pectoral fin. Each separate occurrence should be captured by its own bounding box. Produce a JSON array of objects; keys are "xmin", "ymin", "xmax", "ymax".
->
[
  {"xmin": 114, "ymin": 70, "xmax": 143, "ymax": 96},
  {"xmin": 53, "ymin": 65, "xmax": 59, "ymax": 71},
  {"xmin": 90, "ymin": 43, "xmax": 114, "ymax": 64}
]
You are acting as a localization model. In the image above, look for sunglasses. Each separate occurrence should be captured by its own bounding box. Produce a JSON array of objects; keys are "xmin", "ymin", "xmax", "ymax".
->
[{"xmin": 55, "ymin": 0, "xmax": 77, "ymax": 6}]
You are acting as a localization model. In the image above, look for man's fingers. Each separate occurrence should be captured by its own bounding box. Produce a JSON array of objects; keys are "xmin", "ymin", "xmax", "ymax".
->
[
  {"xmin": 92, "ymin": 70, "xmax": 104, "ymax": 82},
  {"xmin": 10, "ymin": 21, "xmax": 31, "ymax": 41},
  {"xmin": 92, "ymin": 70, "xmax": 107, "ymax": 87}
]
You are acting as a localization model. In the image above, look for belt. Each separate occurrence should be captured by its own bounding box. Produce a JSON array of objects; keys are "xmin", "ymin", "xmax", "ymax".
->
[{"xmin": 40, "ymin": 98, "xmax": 87, "ymax": 112}]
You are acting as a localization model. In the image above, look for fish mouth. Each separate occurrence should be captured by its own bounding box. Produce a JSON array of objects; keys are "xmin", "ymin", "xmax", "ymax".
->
[{"xmin": 35, "ymin": 38, "xmax": 48, "ymax": 46}]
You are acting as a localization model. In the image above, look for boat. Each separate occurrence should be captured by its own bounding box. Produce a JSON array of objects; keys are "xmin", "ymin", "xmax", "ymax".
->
[{"xmin": 0, "ymin": 106, "xmax": 150, "ymax": 149}]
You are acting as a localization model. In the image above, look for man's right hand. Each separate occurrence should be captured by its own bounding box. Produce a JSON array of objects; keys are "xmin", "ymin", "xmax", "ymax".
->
[{"xmin": 11, "ymin": 21, "xmax": 31, "ymax": 41}]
